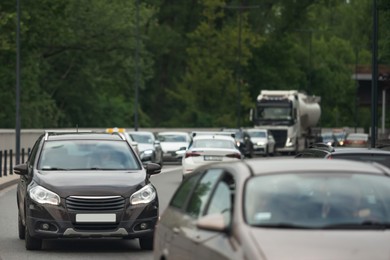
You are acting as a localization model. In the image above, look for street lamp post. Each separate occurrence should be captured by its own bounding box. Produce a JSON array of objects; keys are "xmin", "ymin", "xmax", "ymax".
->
[
  {"xmin": 15, "ymin": 0, "xmax": 21, "ymax": 164},
  {"xmin": 371, "ymin": 0, "xmax": 378, "ymax": 148},
  {"xmin": 134, "ymin": 0, "xmax": 140, "ymax": 131},
  {"xmin": 224, "ymin": 4, "xmax": 260, "ymax": 128}
]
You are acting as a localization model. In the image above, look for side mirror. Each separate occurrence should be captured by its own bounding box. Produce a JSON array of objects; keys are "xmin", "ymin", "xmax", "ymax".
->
[
  {"xmin": 144, "ymin": 163, "xmax": 161, "ymax": 175},
  {"xmin": 14, "ymin": 163, "xmax": 28, "ymax": 175},
  {"xmin": 196, "ymin": 213, "xmax": 228, "ymax": 232}
]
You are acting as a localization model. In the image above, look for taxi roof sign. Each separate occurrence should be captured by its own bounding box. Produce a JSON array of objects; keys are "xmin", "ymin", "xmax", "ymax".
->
[{"xmin": 106, "ymin": 127, "xmax": 126, "ymax": 133}]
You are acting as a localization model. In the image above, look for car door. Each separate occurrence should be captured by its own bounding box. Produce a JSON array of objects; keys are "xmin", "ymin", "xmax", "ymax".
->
[
  {"xmin": 17, "ymin": 135, "xmax": 42, "ymax": 221},
  {"xmin": 190, "ymin": 171, "xmax": 239, "ymax": 260},
  {"xmin": 168, "ymin": 168, "xmax": 225, "ymax": 259}
]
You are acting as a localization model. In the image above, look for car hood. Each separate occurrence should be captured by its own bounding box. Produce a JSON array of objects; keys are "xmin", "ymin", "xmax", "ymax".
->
[
  {"xmin": 160, "ymin": 142, "xmax": 188, "ymax": 152},
  {"xmin": 250, "ymin": 137, "xmax": 267, "ymax": 143},
  {"xmin": 248, "ymin": 228, "xmax": 390, "ymax": 260},
  {"xmin": 34, "ymin": 170, "xmax": 146, "ymax": 197},
  {"xmin": 137, "ymin": 143, "xmax": 154, "ymax": 152}
]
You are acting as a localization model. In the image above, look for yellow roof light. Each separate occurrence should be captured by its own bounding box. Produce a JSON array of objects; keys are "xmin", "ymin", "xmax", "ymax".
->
[{"xmin": 106, "ymin": 127, "xmax": 126, "ymax": 133}]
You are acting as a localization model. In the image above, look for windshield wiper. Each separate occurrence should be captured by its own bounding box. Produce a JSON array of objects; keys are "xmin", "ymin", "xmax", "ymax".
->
[
  {"xmin": 40, "ymin": 167, "xmax": 68, "ymax": 170},
  {"xmin": 322, "ymin": 221, "xmax": 390, "ymax": 230},
  {"xmin": 253, "ymin": 223, "xmax": 316, "ymax": 229}
]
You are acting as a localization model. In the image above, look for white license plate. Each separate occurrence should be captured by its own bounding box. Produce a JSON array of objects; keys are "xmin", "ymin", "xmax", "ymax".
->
[
  {"xmin": 204, "ymin": 156, "xmax": 222, "ymax": 161},
  {"xmin": 76, "ymin": 213, "xmax": 116, "ymax": 223}
]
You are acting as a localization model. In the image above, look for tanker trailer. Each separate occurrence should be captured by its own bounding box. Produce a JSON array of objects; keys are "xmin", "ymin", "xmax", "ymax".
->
[{"xmin": 251, "ymin": 90, "xmax": 321, "ymax": 154}]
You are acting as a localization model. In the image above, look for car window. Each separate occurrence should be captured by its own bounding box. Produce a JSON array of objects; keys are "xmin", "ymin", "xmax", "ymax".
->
[
  {"xmin": 186, "ymin": 169, "xmax": 224, "ymax": 218},
  {"xmin": 193, "ymin": 139, "xmax": 235, "ymax": 149},
  {"xmin": 248, "ymin": 131, "xmax": 266, "ymax": 138},
  {"xmin": 158, "ymin": 134, "xmax": 187, "ymax": 142},
  {"xmin": 205, "ymin": 173, "xmax": 235, "ymax": 225},
  {"xmin": 28, "ymin": 134, "xmax": 43, "ymax": 168},
  {"xmin": 170, "ymin": 174, "xmax": 201, "ymax": 209},
  {"xmin": 130, "ymin": 133, "xmax": 154, "ymax": 144}
]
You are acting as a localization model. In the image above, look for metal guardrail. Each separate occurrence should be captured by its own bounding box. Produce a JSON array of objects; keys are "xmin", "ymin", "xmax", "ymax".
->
[{"xmin": 0, "ymin": 148, "xmax": 30, "ymax": 178}]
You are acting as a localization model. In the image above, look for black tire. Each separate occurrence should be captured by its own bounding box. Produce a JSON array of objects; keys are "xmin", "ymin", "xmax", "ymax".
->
[
  {"xmin": 18, "ymin": 212, "xmax": 25, "ymax": 240},
  {"xmin": 25, "ymin": 223, "xmax": 42, "ymax": 250},
  {"xmin": 139, "ymin": 237, "xmax": 154, "ymax": 250},
  {"xmin": 263, "ymin": 147, "xmax": 268, "ymax": 157}
]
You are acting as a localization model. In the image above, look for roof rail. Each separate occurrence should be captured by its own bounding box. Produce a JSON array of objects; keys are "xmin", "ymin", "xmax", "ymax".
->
[{"xmin": 44, "ymin": 129, "xmax": 93, "ymax": 140}]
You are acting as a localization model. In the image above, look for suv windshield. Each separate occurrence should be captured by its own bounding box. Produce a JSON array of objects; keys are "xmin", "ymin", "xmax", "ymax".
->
[
  {"xmin": 245, "ymin": 173, "xmax": 390, "ymax": 229},
  {"xmin": 38, "ymin": 140, "xmax": 141, "ymax": 170}
]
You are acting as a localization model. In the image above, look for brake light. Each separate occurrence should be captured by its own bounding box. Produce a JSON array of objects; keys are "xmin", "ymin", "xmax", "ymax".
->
[
  {"xmin": 226, "ymin": 153, "xmax": 241, "ymax": 159},
  {"xmin": 327, "ymin": 155, "xmax": 333, "ymax": 159},
  {"xmin": 185, "ymin": 152, "xmax": 201, "ymax": 158}
]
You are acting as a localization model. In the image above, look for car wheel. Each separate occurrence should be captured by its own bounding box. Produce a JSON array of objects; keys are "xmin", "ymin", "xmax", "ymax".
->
[
  {"xmin": 25, "ymin": 222, "xmax": 42, "ymax": 250},
  {"xmin": 139, "ymin": 237, "xmax": 154, "ymax": 250},
  {"xmin": 18, "ymin": 212, "xmax": 25, "ymax": 240}
]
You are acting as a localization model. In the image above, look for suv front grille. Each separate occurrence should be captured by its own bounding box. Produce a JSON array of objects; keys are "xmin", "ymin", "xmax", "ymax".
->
[{"xmin": 66, "ymin": 196, "xmax": 125, "ymax": 212}]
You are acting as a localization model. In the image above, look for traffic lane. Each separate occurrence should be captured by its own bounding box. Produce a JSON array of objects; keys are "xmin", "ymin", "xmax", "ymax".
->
[
  {"xmin": 0, "ymin": 165, "xmax": 182, "ymax": 259},
  {"xmin": 150, "ymin": 165, "xmax": 182, "ymax": 213}
]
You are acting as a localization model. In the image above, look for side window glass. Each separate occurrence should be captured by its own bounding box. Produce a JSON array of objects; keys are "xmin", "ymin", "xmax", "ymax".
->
[
  {"xmin": 186, "ymin": 169, "xmax": 224, "ymax": 218},
  {"xmin": 170, "ymin": 174, "xmax": 200, "ymax": 209},
  {"xmin": 27, "ymin": 135, "xmax": 43, "ymax": 165},
  {"xmin": 206, "ymin": 179, "xmax": 233, "ymax": 225}
]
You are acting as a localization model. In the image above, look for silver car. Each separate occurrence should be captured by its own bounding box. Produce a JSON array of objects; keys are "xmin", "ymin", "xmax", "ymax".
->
[
  {"xmin": 154, "ymin": 158, "xmax": 390, "ymax": 260},
  {"xmin": 247, "ymin": 128, "xmax": 276, "ymax": 156}
]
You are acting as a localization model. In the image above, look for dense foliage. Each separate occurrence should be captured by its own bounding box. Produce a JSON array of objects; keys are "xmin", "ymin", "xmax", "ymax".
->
[{"xmin": 0, "ymin": 0, "xmax": 389, "ymax": 129}]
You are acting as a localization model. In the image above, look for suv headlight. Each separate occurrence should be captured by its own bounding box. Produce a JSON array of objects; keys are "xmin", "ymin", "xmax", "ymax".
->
[
  {"xmin": 29, "ymin": 186, "xmax": 60, "ymax": 205},
  {"xmin": 130, "ymin": 184, "xmax": 156, "ymax": 205}
]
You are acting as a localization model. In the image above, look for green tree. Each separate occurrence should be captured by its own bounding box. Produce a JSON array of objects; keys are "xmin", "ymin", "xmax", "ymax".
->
[{"xmin": 166, "ymin": 0, "xmax": 261, "ymax": 127}]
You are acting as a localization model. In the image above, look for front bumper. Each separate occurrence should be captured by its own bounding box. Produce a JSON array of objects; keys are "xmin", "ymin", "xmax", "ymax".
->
[{"xmin": 25, "ymin": 197, "xmax": 158, "ymax": 239}]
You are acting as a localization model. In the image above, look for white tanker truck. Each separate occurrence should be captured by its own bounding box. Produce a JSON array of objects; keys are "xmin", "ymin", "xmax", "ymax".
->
[{"xmin": 250, "ymin": 90, "xmax": 321, "ymax": 154}]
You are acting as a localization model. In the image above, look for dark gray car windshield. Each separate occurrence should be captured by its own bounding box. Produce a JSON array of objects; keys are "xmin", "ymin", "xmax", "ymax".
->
[
  {"xmin": 245, "ymin": 173, "xmax": 390, "ymax": 229},
  {"xmin": 38, "ymin": 140, "xmax": 141, "ymax": 170}
]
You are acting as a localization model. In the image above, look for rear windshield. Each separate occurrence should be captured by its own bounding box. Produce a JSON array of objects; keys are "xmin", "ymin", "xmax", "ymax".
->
[{"xmin": 193, "ymin": 139, "xmax": 235, "ymax": 149}]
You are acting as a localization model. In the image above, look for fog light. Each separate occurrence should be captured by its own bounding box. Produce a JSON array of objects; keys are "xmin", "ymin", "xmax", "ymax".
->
[
  {"xmin": 140, "ymin": 223, "xmax": 148, "ymax": 230},
  {"xmin": 42, "ymin": 223, "xmax": 50, "ymax": 230}
]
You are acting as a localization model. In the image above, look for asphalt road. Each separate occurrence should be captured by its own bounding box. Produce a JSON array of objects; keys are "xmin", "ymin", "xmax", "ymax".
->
[{"xmin": 0, "ymin": 164, "xmax": 183, "ymax": 260}]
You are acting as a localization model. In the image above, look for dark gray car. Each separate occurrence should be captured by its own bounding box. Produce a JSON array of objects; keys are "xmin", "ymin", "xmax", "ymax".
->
[{"xmin": 14, "ymin": 131, "xmax": 161, "ymax": 250}]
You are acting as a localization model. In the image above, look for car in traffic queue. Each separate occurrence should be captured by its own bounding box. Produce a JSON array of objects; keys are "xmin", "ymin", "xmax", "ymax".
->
[
  {"xmin": 156, "ymin": 131, "xmax": 191, "ymax": 163},
  {"xmin": 344, "ymin": 133, "xmax": 370, "ymax": 148},
  {"xmin": 181, "ymin": 133, "xmax": 242, "ymax": 179},
  {"xmin": 332, "ymin": 129, "xmax": 348, "ymax": 146},
  {"xmin": 105, "ymin": 127, "xmax": 140, "ymax": 156},
  {"xmin": 246, "ymin": 128, "xmax": 276, "ymax": 156},
  {"xmin": 154, "ymin": 158, "xmax": 390, "ymax": 260},
  {"xmin": 14, "ymin": 131, "xmax": 161, "ymax": 251},
  {"xmin": 128, "ymin": 131, "xmax": 164, "ymax": 167},
  {"xmin": 295, "ymin": 143, "xmax": 390, "ymax": 168},
  {"xmin": 320, "ymin": 132, "xmax": 340, "ymax": 147},
  {"xmin": 221, "ymin": 128, "xmax": 254, "ymax": 158}
]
